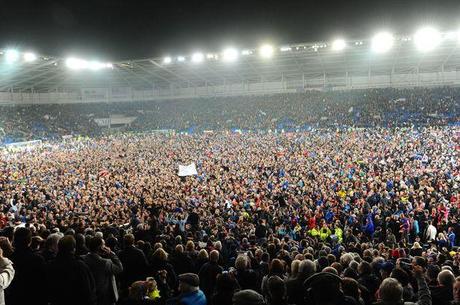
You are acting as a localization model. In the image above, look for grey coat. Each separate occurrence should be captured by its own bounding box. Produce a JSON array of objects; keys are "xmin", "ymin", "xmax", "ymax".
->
[{"xmin": 83, "ymin": 252, "xmax": 123, "ymax": 305}]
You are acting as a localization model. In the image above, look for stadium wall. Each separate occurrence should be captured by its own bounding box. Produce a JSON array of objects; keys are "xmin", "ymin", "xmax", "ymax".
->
[{"xmin": 0, "ymin": 70, "xmax": 460, "ymax": 105}]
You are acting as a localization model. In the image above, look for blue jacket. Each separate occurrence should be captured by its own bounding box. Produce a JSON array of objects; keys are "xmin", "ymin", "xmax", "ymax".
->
[{"xmin": 179, "ymin": 290, "xmax": 207, "ymax": 305}]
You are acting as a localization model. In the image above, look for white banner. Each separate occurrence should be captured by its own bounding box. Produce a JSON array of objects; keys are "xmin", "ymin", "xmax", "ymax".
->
[
  {"xmin": 94, "ymin": 118, "xmax": 111, "ymax": 127},
  {"xmin": 178, "ymin": 163, "xmax": 198, "ymax": 176}
]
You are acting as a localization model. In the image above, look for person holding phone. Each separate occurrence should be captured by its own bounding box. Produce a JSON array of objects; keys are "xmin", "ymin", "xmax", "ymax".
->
[
  {"xmin": 376, "ymin": 263, "xmax": 431, "ymax": 305},
  {"xmin": 83, "ymin": 236, "xmax": 123, "ymax": 305}
]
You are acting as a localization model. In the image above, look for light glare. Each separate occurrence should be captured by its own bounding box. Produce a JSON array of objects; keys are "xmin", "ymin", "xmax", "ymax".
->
[
  {"xmin": 177, "ymin": 56, "xmax": 185, "ymax": 62},
  {"xmin": 445, "ymin": 31, "xmax": 458, "ymax": 40},
  {"xmin": 332, "ymin": 39, "xmax": 346, "ymax": 51},
  {"xmin": 259, "ymin": 44, "xmax": 274, "ymax": 58},
  {"xmin": 5, "ymin": 49, "xmax": 19, "ymax": 63},
  {"xmin": 191, "ymin": 52, "xmax": 204, "ymax": 63},
  {"xmin": 222, "ymin": 48, "xmax": 238, "ymax": 62},
  {"xmin": 65, "ymin": 58, "xmax": 88, "ymax": 70},
  {"xmin": 88, "ymin": 61, "xmax": 106, "ymax": 71},
  {"xmin": 414, "ymin": 27, "xmax": 441, "ymax": 52},
  {"xmin": 23, "ymin": 52, "xmax": 37, "ymax": 62},
  {"xmin": 371, "ymin": 32, "xmax": 394, "ymax": 53},
  {"xmin": 163, "ymin": 57, "xmax": 172, "ymax": 64}
]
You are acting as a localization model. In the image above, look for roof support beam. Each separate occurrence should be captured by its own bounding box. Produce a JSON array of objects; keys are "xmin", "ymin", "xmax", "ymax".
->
[{"xmin": 0, "ymin": 60, "xmax": 59, "ymax": 90}]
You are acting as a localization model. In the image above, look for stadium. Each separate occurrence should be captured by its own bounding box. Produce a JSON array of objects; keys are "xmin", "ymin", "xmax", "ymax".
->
[
  {"xmin": 0, "ymin": 9, "xmax": 459, "ymax": 305},
  {"xmin": 2, "ymin": 29, "xmax": 460, "ymax": 101}
]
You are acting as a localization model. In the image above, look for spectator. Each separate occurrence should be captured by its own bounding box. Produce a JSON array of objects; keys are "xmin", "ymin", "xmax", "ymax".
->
[
  {"xmin": 47, "ymin": 235, "xmax": 97, "ymax": 305},
  {"xmin": 285, "ymin": 259, "xmax": 316, "ymax": 305},
  {"xmin": 430, "ymin": 270, "xmax": 455, "ymax": 305},
  {"xmin": 376, "ymin": 265, "xmax": 431, "ymax": 305},
  {"xmin": 118, "ymin": 281, "xmax": 156, "ymax": 305},
  {"xmin": 7, "ymin": 227, "xmax": 47, "ymax": 305},
  {"xmin": 199, "ymin": 250, "xmax": 223, "ymax": 299},
  {"xmin": 265, "ymin": 276, "xmax": 288, "ymax": 305},
  {"xmin": 303, "ymin": 272, "xmax": 359, "ymax": 305},
  {"xmin": 167, "ymin": 273, "xmax": 206, "ymax": 305},
  {"xmin": 119, "ymin": 234, "xmax": 149, "ymax": 292},
  {"xmin": 453, "ymin": 276, "xmax": 460, "ymax": 305},
  {"xmin": 232, "ymin": 290, "xmax": 266, "ymax": 305},
  {"xmin": 0, "ymin": 247, "xmax": 14, "ymax": 305},
  {"xmin": 211, "ymin": 272, "xmax": 240, "ymax": 305},
  {"xmin": 83, "ymin": 236, "xmax": 124, "ymax": 305}
]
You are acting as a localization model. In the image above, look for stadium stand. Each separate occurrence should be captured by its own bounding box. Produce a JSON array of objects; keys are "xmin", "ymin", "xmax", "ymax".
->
[
  {"xmin": 0, "ymin": 87, "xmax": 459, "ymax": 144},
  {"xmin": 0, "ymin": 36, "xmax": 459, "ymax": 305}
]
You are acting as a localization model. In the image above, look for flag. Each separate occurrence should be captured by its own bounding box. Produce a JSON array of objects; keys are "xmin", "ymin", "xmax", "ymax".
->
[{"xmin": 178, "ymin": 163, "xmax": 198, "ymax": 176}]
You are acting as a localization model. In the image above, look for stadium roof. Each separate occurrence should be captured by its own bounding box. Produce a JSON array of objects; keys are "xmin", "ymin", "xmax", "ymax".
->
[{"xmin": 1, "ymin": 32, "xmax": 460, "ymax": 92}]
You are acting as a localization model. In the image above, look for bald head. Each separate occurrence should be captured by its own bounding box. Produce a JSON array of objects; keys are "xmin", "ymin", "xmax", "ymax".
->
[{"xmin": 438, "ymin": 270, "xmax": 455, "ymax": 287}]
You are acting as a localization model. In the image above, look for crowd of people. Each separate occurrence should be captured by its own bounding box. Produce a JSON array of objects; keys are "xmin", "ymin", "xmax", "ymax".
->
[
  {"xmin": 0, "ymin": 123, "xmax": 457, "ymax": 305},
  {"xmin": 1, "ymin": 86, "xmax": 459, "ymax": 144}
]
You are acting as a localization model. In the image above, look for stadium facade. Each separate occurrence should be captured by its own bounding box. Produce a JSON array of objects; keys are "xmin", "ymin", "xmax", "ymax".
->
[{"xmin": 1, "ymin": 33, "xmax": 460, "ymax": 105}]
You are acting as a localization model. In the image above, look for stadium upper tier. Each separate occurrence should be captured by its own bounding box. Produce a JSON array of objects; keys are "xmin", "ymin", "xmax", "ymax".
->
[
  {"xmin": 0, "ymin": 87, "xmax": 459, "ymax": 144},
  {"xmin": 1, "ymin": 30, "xmax": 460, "ymax": 102}
]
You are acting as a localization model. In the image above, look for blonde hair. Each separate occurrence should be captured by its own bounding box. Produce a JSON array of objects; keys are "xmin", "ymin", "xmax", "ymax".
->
[
  {"xmin": 186, "ymin": 240, "xmax": 195, "ymax": 252},
  {"xmin": 153, "ymin": 248, "xmax": 168, "ymax": 261},
  {"xmin": 214, "ymin": 241, "xmax": 222, "ymax": 251},
  {"xmin": 197, "ymin": 249, "xmax": 209, "ymax": 260},
  {"xmin": 235, "ymin": 255, "xmax": 248, "ymax": 271},
  {"xmin": 291, "ymin": 260, "xmax": 301, "ymax": 277}
]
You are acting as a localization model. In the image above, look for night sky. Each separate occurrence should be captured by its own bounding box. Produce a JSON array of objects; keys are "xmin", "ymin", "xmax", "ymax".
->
[{"xmin": 1, "ymin": 0, "xmax": 459, "ymax": 60}]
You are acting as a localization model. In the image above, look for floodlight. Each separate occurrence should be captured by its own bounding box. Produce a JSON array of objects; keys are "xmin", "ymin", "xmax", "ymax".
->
[
  {"xmin": 331, "ymin": 39, "xmax": 346, "ymax": 51},
  {"xmin": 414, "ymin": 27, "xmax": 441, "ymax": 51},
  {"xmin": 5, "ymin": 49, "xmax": 19, "ymax": 63},
  {"xmin": 163, "ymin": 56, "xmax": 172, "ymax": 64},
  {"xmin": 191, "ymin": 52, "xmax": 204, "ymax": 63},
  {"xmin": 23, "ymin": 52, "xmax": 37, "ymax": 62},
  {"xmin": 259, "ymin": 44, "xmax": 274, "ymax": 58},
  {"xmin": 177, "ymin": 56, "xmax": 186, "ymax": 62},
  {"xmin": 280, "ymin": 46, "xmax": 291, "ymax": 52},
  {"xmin": 106, "ymin": 63, "xmax": 113, "ymax": 69},
  {"xmin": 222, "ymin": 48, "xmax": 238, "ymax": 62},
  {"xmin": 65, "ymin": 57, "xmax": 88, "ymax": 70},
  {"xmin": 371, "ymin": 32, "xmax": 394, "ymax": 53}
]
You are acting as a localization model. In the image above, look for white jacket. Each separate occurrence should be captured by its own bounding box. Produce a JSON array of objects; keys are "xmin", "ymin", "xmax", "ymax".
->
[
  {"xmin": 426, "ymin": 225, "xmax": 437, "ymax": 241},
  {"xmin": 0, "ymin": 257, "xmax": 15, "ymax": 305}
]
